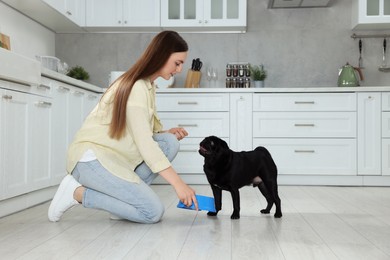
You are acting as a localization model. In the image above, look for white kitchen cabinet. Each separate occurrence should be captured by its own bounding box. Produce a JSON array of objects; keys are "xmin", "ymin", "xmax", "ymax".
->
[
  {"xmin": 161, "ymin": 0, "xmax": 246, "ymax": 30},
  {"xmin": 0, "ymin": 81, "xmax": 52, "ymax": 199},
  {"xmin": 86, "ymin": 0, "xmax": 160, "ymax": 27},
  {"xmin": 357, "ymin": 93, "xmax": 381, "ymax": 175},
  {"xmin": 156, "ymin": 93, "xmax": 229, "ymax": 183},
  {"xmin": 382, "ymin": 92, "xmax": 390, "ymax": 175},
  {"xmin": 252, "ymin": 92, "xmax": 357, "ymax": 176},
  {"xmin": 230, "ymin": 93, "xmax": 252, "ymax": 151},
  {"xmin": 1, "ymin": 88, "xmax": 30, "ymax": 199},
  {"xmin": 43, "ymin": 0, "xmax": 86, "ymax": 26},
  {"xmin": 84, "ymin": 92, "xmax": 100, "ymax": 116},
  {"xmin": 253, "ymin": 138, "xmax": 357, "ymax": 175},
  {"xmin": 352, "ymin": 0, "xmax": 390, "ymax": 29}
]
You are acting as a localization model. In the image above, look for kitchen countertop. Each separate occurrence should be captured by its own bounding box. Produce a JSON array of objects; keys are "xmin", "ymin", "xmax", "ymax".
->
[
  {"xmin": 41, "ymin": 67, "xmax": 104, "ymax": 93},
  {"xmin": 157, "ymin": 86, "xmax": 390, "ymax": 93}
]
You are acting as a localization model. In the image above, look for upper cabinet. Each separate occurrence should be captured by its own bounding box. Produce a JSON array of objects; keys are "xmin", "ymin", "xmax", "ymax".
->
[
  {"xmin": 43, "ymin": 0, "xmax": 86, "ymax": 26},
  {"xmin": 352, "ymin": 0, "xmax": 390, "ymax": 29},
  {"xmin": 161, "ymin": 0, "xmax": 247, "ymax": 31},
  {"xmin": 85, "ymin": 0, "xmax": 160, "ymax": 29}
]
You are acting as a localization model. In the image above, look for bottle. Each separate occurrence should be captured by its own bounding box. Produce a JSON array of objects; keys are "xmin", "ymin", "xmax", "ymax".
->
[
  {"xmin": 239, "ymin": 65, "xmax": 245, "ymax": 77},
  {"xmin": 226, "ymin": 64, "xmax": 232, "ymax": 77}
]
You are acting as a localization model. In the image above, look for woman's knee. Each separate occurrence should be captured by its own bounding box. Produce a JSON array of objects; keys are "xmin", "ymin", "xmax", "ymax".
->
[
  {"xmin": 141, "ymin": 202, "xmax": 165, "ymax": 224},
  {"xmin": 155, "ymin": 133, "xmax": 180, "ymax": 162}
]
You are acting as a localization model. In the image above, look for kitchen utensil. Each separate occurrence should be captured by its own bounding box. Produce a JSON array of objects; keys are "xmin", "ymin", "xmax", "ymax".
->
[
  {"xmin": 337, "ymin": 62, "xmax": 363, "ymax": 87},
  {"xmin": 358, "ymin": 39, "xmax": 363, "ymax": 68},
  {"xmin": 379, "ymin": 38, "xmax": 390, "ymax": 72}
]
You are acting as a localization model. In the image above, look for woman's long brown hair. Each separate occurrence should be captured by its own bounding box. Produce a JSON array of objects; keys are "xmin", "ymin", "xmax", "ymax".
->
[{"xmin": 106, "ymin": 31, "xmax": 188, "ymax": 140}]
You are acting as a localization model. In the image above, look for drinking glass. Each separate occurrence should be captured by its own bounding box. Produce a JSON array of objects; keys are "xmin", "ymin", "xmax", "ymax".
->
[
  {"xmin": 212, "ymin": 68, "xmax": 218, "ymax": 87},
  {"xmin": 206, "ymin": 67, "xmax": 213, "ymax": 88}
]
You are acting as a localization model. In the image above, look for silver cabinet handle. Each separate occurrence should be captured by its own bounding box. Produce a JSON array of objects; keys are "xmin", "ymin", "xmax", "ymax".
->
[
  {"xmin": 178, "ymin": 101, "xmax": 198, "ymax": 105},
  {"xmin": 2, "ymin": 95, "xmax": 12, "ymax": 100},
  {"xmin": 74, "ymin": 91, "xmax": 85, "ymax": 96},
  {"xmin": 177, "ymin": 124, "xmax": 198, "ymax": 127},
  {"xmin": 38, "ymin": 84, "xmax": 51, "ymax": 90},
  {"xmin": 294, "ymin": 124, "xmax": 315, "ymax": 127},
  {"xmin": 36, "ymin": 101, "xmax": 52, "ymax": 107},
  {"xmin": 66, "ymin": 11, "xmax": 72, "ymax": 15},
  {"xmin": 58, "ymin": 86, "xmax": 70, "ymax": 92},
  {"xmin": 180, "ymin": 149, "xmax": 198, "ymax": 152},
  {"xmin": 294, "ymin": 150, "xmax": 315, "ymax": 153},
  {"xmin": 88, "ymin": 94, "xmax": 97, "ymax": 99},
  {"xmin": 294, "ymin": 101, "xmax": 315, "ymax": 104}
]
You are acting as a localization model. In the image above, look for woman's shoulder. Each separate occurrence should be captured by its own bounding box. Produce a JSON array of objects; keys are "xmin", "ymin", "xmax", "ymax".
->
[{"xmin": 133, "ymin": 78, "xmax": 152, "ymax": 90}]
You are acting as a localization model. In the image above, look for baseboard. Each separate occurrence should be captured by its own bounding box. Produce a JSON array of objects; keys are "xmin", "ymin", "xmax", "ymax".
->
[{"xmin": 0, "ymin": 186, "xmax": 58, "ymax": 218}]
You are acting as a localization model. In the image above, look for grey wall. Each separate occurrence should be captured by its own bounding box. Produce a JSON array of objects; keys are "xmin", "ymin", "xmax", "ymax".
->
[{"xmin": 56, "ymin": 0, "xmax": 390, "ymax": 88}]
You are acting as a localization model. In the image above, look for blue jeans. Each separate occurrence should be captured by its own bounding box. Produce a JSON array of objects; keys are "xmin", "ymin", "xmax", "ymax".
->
[{"xmin": 71, "ymin": 133, "xmax": 179, "ymax": 224}]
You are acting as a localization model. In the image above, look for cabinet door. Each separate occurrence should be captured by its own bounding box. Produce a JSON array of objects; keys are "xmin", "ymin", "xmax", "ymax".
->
[
  {"xmin": 0, "ymin": 89, "xmax": 4, "ymax": 199},
  {"xmin": 83, "ymin": 92, "xmax": 100, "ymax": 118},
  {"xmin": 86, "ymin": 0, "xmax": 122, "ymax": 27},
  {"xmin": 254, "ymin": 138, "xmax": 357, "ymax": 175},
  {"xmin": 68, "ymin": 87, "xmax": 85, "ymax": 144},
  {"xmin": 29, "ymin": 95, "xmax": 52, "ymax": 190},
  {"xmin": 65, "ymin": 0, "xmax": 86, "ymax": 26},
  {"xmin": 44, "ymin": 0, "xmax": 86, "ymax": 26},
  {"xmin": 123, "ymin": 0, "xmax": 160, "ymax": 26},
  {"xmin": 161, "ymin": 0, "xmax": 203, "ymax": 27},
  {"xmin": 230, "ymin": 93, "xmax": 252, "ymax": 151},
  {"xmin": 353, "ymin": 0, "xmax": 390, "ymax": 28},
  {"xmin": 357, "ymin": 93, "xmax": 381, "ymax": 175},
  {"xmin": 204, "ymin": 0, "xmax": 247, "ymax": 27},
  {"xmin": 2, "ymin": 90, "xmax": 31, "ymax": 199},
  {"xmin": 50, "ymin": 82, "xmax": 70, "ymax": 185}
]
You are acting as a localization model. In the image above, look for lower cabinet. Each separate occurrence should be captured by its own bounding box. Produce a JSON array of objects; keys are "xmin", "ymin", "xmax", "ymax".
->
[
  {"xmin": 382, "ymin": 92, "xmax": 390, "ymax": 175},
  {"xmin": 357, "ymin": 93, "xmax": 381, "ymax": 175},
  {"xmin": 253, "ymin": 138, "xmax": 357, "ymax": 175},
  {"xmin": 1, "ymin": 83, "xmax": 52, "ymax": 200},
  {"xmin": 157, "ymin": 90, "xmax": 389, "ymax": 185}
]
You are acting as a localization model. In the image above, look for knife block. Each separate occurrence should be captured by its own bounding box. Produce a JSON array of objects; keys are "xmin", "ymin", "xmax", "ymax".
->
[{"xmin": 184, "ymin": 70, "xmax": 201, "ymax": 88}]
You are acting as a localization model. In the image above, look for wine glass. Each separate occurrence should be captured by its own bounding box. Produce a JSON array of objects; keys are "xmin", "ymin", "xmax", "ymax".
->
[
  {"xmin": 206, "ymin": 67, "xmax": 213, "ymax": 88},
  {"xmin": 212, "ymin": 68, "xmax": 218, "ymax": 87}
]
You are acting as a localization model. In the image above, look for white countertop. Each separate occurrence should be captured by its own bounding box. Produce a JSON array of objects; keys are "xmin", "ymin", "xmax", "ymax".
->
[
  {"xmin": 41, "ymin": 67, "xmax": 104, "ymax": 93},
  {"xmin": 157, "ymin": 86, "xmax": 390, "ymax": 93},
  {"xmin": 0, "ymin": 48, "xmax": 104, "ymax": 93}
]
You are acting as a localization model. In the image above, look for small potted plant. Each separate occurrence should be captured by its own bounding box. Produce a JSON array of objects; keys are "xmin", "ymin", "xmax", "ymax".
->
[
  {"xmin": 67, "ymin": 65, "xmax": 90, "ymax": 81},
  {"xmin": 250, "ymin": 64, "xmax": 267, "ymax": 88}
]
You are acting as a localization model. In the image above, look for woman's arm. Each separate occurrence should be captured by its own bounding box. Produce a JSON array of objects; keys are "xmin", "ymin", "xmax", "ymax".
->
[{"xmin": 159, "ymin": 166, "xmax": 198, "ymax": 210}]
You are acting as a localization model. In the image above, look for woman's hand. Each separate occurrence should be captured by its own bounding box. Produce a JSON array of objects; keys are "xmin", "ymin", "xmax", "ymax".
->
[
  {"xmin": 159, "ymin": 167, "xmax": 198, "ymax": 210},
  {"xmin": 167, "ymin": 127, "xmax": 188, "ymax": 140},
  {"xmin": 174, "ymin": 182, "xmax": 198, "ymax": 210}
]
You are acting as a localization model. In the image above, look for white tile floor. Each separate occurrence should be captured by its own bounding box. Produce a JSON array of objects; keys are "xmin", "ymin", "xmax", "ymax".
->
[{"xmin": 0, "ymin": 185, "xmax": 390, "ymax": 260}]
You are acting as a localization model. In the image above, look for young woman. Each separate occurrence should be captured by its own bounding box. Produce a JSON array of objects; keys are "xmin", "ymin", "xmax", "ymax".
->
[{"xmin": 48, "ymin": 31, "xmax": 198, "ymax": 223}]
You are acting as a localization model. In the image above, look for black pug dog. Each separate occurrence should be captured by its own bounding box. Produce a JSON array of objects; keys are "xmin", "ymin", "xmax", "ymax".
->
[{"xmin": 198, "ymin": 136, "xmax": 282, "ymax": 219}]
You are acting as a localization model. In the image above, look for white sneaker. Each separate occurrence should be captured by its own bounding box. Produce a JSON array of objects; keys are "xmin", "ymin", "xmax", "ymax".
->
[
  {"xmin": 48, "ymin": 175, "xmax": 82, "ymax": 222},
  {"xmin": 110, "ymin": 214, "xmax": 124, "ymax": 220}
]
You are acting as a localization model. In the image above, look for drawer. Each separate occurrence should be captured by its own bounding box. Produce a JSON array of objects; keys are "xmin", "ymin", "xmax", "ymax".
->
[
  {"xmin": 158, "ymin": 112, "xmax": 229, "ymax": 137},
  {"xmin": 172, "ymin": 137, "xmax": 229, "ymax": 174},
  {"xmin": 253, "ymin": 112, "xmax": 356, "ymax": 138},
  {"xmin": 156, "ymin": 93, "xmax": 229, "ymax": 111},
  {"xmin": 382, "ymin": 92, "xmax": 390, "ymax": 111},
  {"xmin": 382, "ymin": 112, "xmax": 390, "ymax": 137},
  {"xmin": 253, "ymin": 138, "xmax": 357, "ymax": 175},
  {"xmin": 253, "ymin": 93, "xmax": 356, "ymax": 112}
]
